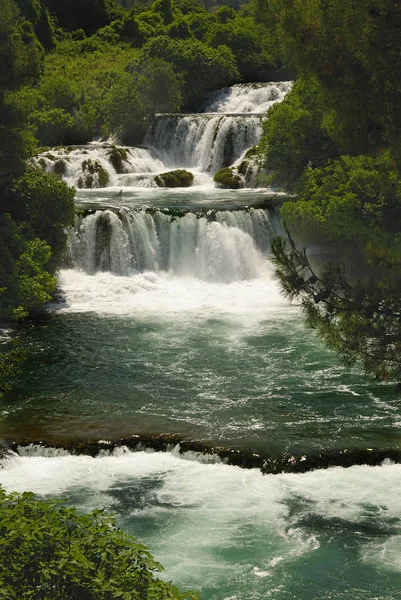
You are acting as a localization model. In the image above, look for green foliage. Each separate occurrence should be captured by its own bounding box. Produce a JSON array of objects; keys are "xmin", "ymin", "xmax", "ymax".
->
[
  {"xmin": 155, "ymin": 169, "xmax": 194, "ymax": 187},
  {"xmin": 206, "ymin": 15, "xmax": 279, "ymax": 81},
  {"xmin": 143, "ymin": 36, "xmax": 239, "ymax": 108},
  {"xmin": 102, "ymin": 57, "xmax": 182, "ymax": 142},
  {"xmin": 0, "ymin": 214, "xmax": 56, "ymax": 318},
  {"xmin": 0, "ymin": 0, "xmax": 44, "ymax": 95},
  {"xmin": 9, "ymin": 166, "xmax": 75, "ymax": 267},
  {"xmin": 0, "ymin": 97, "xmax": 36, "ymax": 187},
  {"xmin": 256, "ymin": 0, "xmax": 401, "ymax": 162},
  {"xmin": 258, "ymin": 79, "xmax": 338, "ymax": 192},
  {"xmin": 42, "ymin": 0, "xmax": 116, "ymax": 35},
  {"xmin": 16, "ymin": 0, "xmax": 54, "ymax": 49},
  {"xmin": 281, "ymin": 155, "xmax": 401, "ymax": 258},
  {"xmin": 151, "ymin": 0, "xmax": 181, "ymax": 25},
  {"xmin": 213, "ymin": 166, "xmax": 242, "ymax": 189},
  {"xmin": 31, "ymin": 107, "xmax": 74, "ymax": 146},
  {"xmin": 0, "ymin": 486, "xmax": 198, "ymax": 599}
]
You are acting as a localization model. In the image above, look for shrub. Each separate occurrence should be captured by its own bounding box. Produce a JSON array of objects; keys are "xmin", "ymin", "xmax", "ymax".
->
[
  {"xmin": 0, "ymin": 486, "xmax": 197, "ymax": 599},
  {"xmin": 9, "ymin": 166, "xmax": 75, "ymax": 268}
]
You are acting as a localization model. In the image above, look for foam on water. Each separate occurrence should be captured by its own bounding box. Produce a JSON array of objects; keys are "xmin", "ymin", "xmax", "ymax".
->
[
  {"xmin": 53, "ymin": 269, "xmax": 288, "ymax": 320},
  {"xmin": 202, "ymin": 82, "xmax": 293, "ymax": 114},
  {"xmin": 1, "ymin": 449, "xmax": 400, "ymax": 598}
]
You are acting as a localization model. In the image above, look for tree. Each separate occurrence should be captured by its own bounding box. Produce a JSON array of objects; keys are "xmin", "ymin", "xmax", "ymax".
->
[
  {"xmin": 258, "ymin": 79, "xmax": 338, "ymax": 191},
  {"xmin": 0, "ymin": 486, "xmax": 197, "ymax": 599},
  {"xmin": 271, "ymin": 233, "xmax": 401, "ymax": 382},
  {"xmin": 9, "ymin": 167, "xmax": 76, "ymax": 268},
  {"xmin": 142, "ymin": 36, "xmax": 239, "ymax": 108},
  {"xmin": 42, "ymin": 0, "xmax": 116, "ymax": 35}
]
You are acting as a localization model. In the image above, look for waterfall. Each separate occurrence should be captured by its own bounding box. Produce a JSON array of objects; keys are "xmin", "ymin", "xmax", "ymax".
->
[
  {"xmin": 68, "ymin": 208, "xmax": 273, "ymax": 282},
  {"xmin": 144, "ymin": 114, "xmax": 262, "ymax": 172},
  {"xmin": 201, "ymin": 81, "xmax": 293, "ymax": 114},
  {"xmin": 33, "ymin": 82, "xmax": 292, "ymax": 189}
]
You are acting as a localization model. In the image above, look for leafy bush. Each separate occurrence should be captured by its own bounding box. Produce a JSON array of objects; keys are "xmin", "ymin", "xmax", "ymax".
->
[
  {"xmin": 258, "ymin": 79, "xmax": 338, "ymax": 192},
  {"xmin": 0, "ymin": 486, "xmax": 197, "ymax": 599},
  {"xmin": 9, "ymin": 166, "xmax": 75, "ymax": 267},
  {"xmin": 280, "ymin": 154, "xmax": 401, "ymax": 272},
  {"xmin": 31, "ymin": 108, "xmax": 74, "ymax": 146},
  {"xmin": 142, "ymin": 36, "xmax": 239, "ymax": 109},
  {"xmin": 0, "ymin": 215, "xmax": 55, "ymax": 319}
]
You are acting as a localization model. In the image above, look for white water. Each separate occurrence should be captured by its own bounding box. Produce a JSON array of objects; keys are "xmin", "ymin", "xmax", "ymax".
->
[
  {"xmin": 202, "ymin": 82, "xmax": 292, "ymax": 114},
  {"xmin": 33, "ymin": 82, "xmax": 292, "ymax": 189},
  {"xmin": 1, "ymin": 449, "xmax": 400, "ymax": 597},
  {"xmin": 68, "ymin": 208, "xmax": 273, "ymax": 279},
  {"xmin": 144, "ymin": 114, "xmax": 262, "ymax": 173},
  {"xmin": 59, "ymin": 205, "xmax": 289, "ymax": 318}
]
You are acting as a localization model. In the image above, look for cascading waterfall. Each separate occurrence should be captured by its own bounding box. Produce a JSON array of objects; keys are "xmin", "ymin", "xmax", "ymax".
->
[
  {"xmin": 201, "ymin": 81, "xmax": 292, "ymax": 114},
  {"xmin": 33, "ymin": 81, "xmax": 292, "ymax": 189},
  {"xmin": 144, "ymin": 114, "xmax": 262, "ymax": 172},
  {"xmin": 68, "ymin": 207, "xmax": 273, "ymax": 282}
]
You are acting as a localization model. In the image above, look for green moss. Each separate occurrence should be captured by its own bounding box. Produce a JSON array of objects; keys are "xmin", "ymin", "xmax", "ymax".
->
[
  {"xmin": 244, "ymin": 146, "xmax": 257, "ymax": 159},
  {"xmin": 78, "ymin": 159, "xmax": 109, "ymax": 188},
  {"xmin": 155, "ymin": 169, "xmax": 194, "ymax": 188},
  {"xmin": 108, "ymin": 146, "xmax": 129, "ymax": 173},
  {"xmin": 237, "ymin": 160, "xmax": 248, "ymax": 175},
  {"xmin": 213, "ymin": 167, "xmax": 243, "ymax": 189},
  {"xmin": 53, "ymin": 159, "xmax": 67, "ymax": 176}
]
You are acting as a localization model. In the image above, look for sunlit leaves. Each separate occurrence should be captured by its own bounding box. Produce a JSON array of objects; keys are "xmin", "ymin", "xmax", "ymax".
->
[{"xmin": 0, "ymin": 487, "xmax": 198, "ymax": 599}]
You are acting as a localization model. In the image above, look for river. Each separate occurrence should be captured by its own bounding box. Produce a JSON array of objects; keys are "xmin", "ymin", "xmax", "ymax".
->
[{"xmin": 1, "ymin": 82, "xmax": 400, "ymax": 599}]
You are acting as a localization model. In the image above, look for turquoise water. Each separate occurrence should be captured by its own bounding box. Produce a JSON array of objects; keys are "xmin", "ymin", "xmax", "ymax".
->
[
  {"xmin": 1, "ymin": 448, "xmax": 401, "ymax": 599},
  {"xmin": 1, "ymin": 276, "xmax": 399, "ymax": 454},
  {"xmin": 1, "ymin": 190, "xmax": 401, "ymax": 599}
]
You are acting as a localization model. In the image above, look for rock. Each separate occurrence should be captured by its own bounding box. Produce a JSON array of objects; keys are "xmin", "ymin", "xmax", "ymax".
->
[{"xmin": 155, "ymin": 169, "xmax": 194, "ymax": 188}]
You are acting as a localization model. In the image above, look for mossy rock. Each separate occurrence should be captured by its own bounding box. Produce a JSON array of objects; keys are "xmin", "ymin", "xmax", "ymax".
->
[
  {"xmin": 244, "ymin": 146, "xmax": 258, "ymax": 159},
  {"xmin": 44, "ymin": 153, "xmax": 56, "ymax": 161},
  {"xmin": 53, "ymin": 159, "xmax": 67, "ymax": 176},
  {"xmin": 108, "ymin": 147, "xmax": 129, "ymax": 174},
  {"xmin": 78, "ymin": 159, "xmax": 109, "ymax": 188},
  {"xmin": 155, "ymin": 169, "xmax": 194, "ymax": 188},
  {"xmin": 237, "ymin": 160, "xmax": 249, "ymax": 175},
  {"xmin": 37, "ymin": 157, "xmax": 47, "ymax": 170},
  {"xmin": 213, "ymin": 167, "xmax": 243, "ymax": 189}
]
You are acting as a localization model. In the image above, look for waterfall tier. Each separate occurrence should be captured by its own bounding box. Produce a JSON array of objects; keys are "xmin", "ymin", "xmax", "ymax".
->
[
  {"xmin": 33, "ymin": 81, "xmax": 292, "ymax": 190},
  {"xmin": 68, "ymin": 207, "xmax": 273, "ymax": 282},
  {"xmin": 201, "ymin": 81, "xmax": 292, "ymax": 114},
  {"xmin": 144, "ymin": 114, "xmax": 262, "ymax": 172}
]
